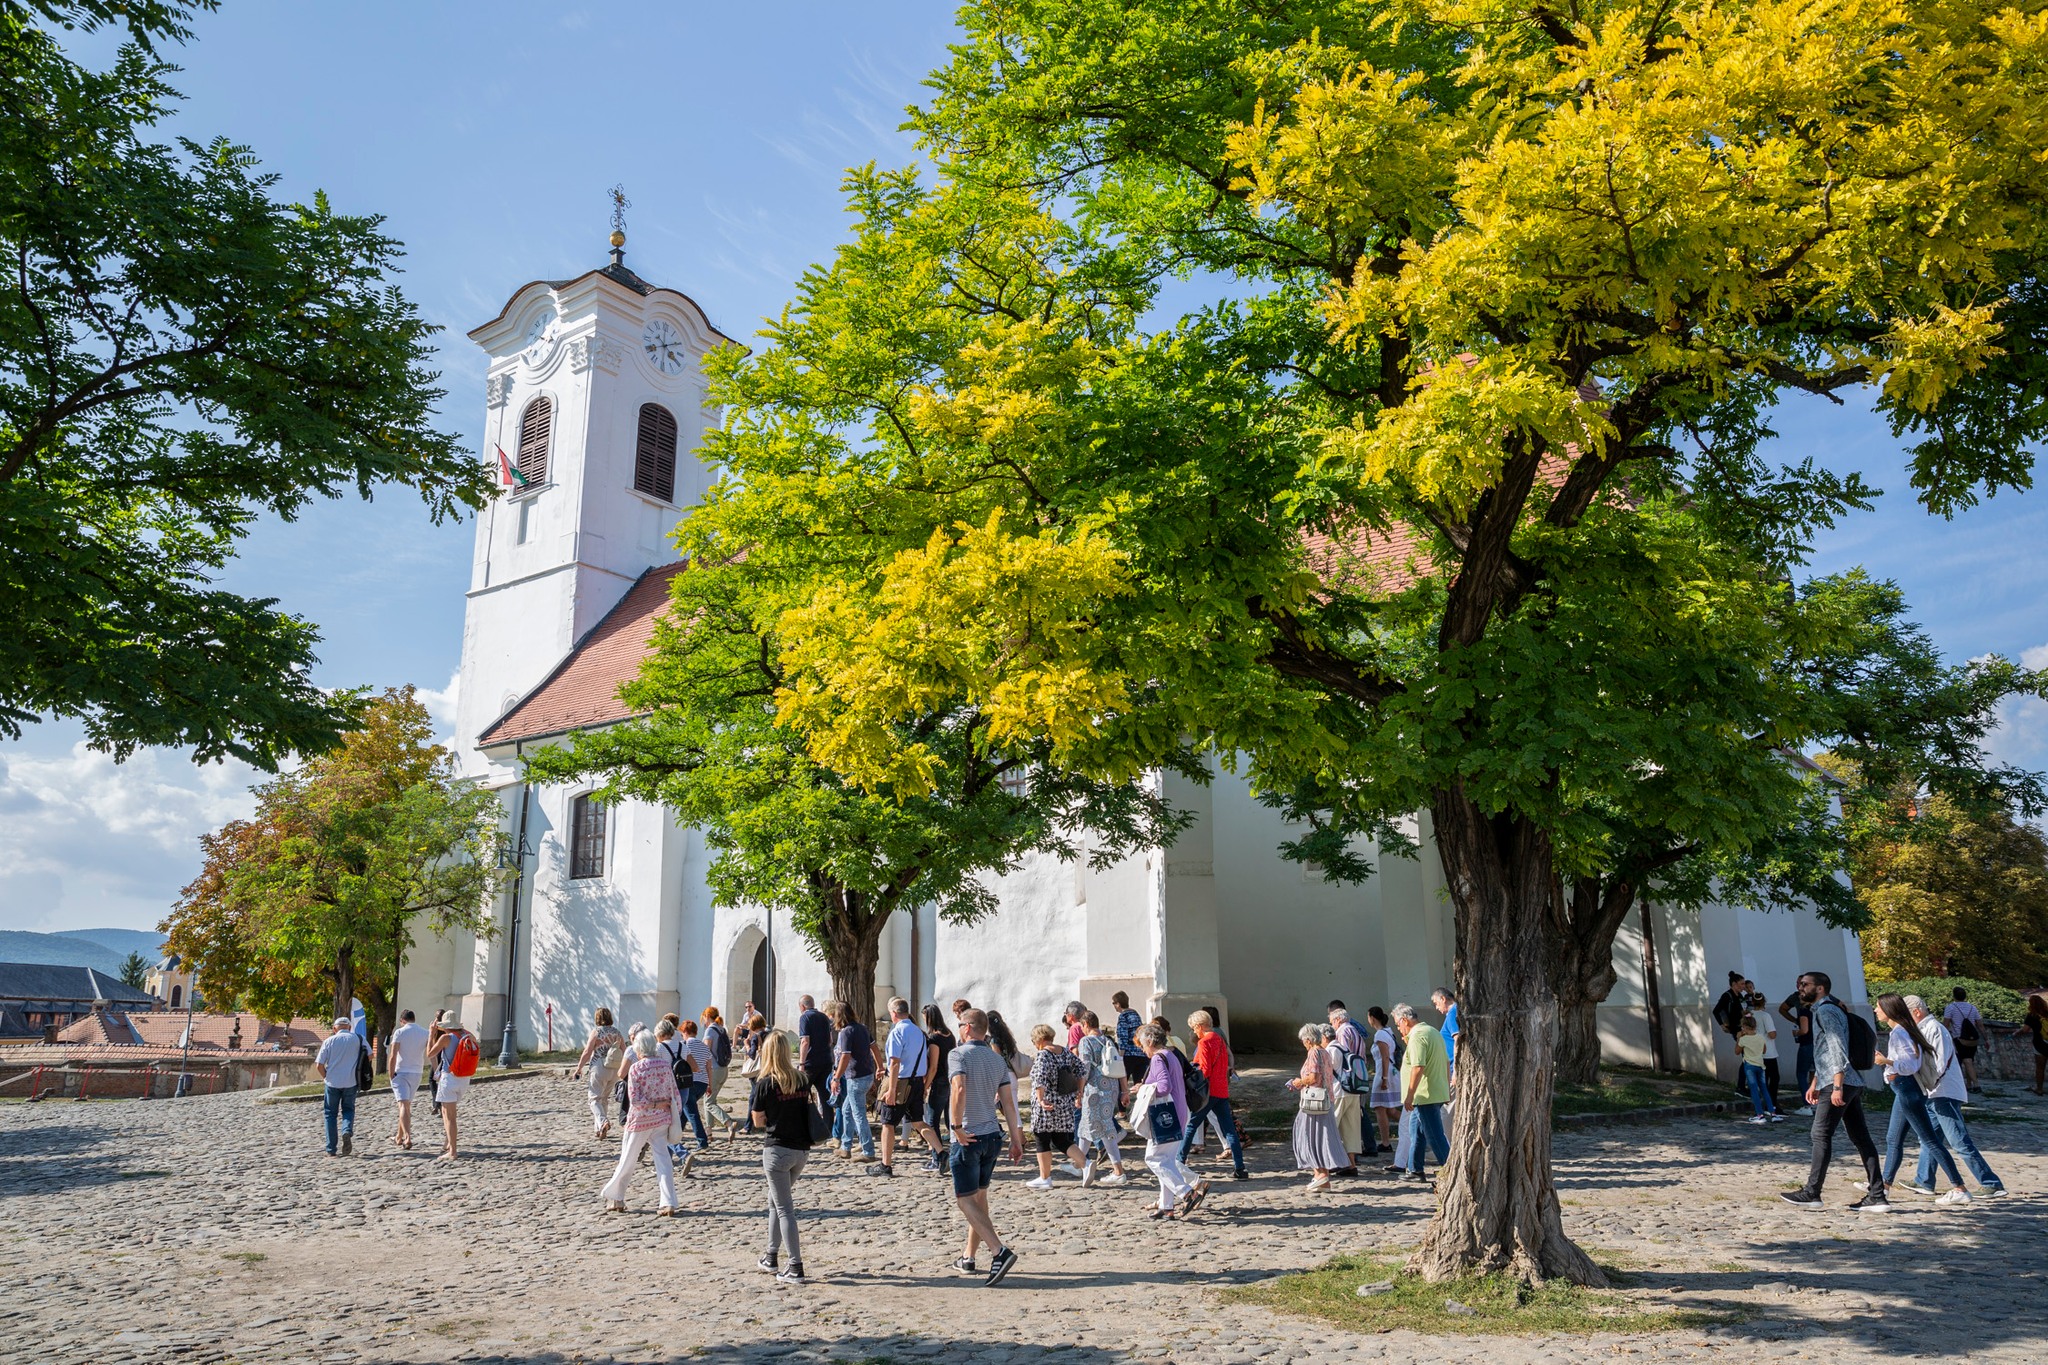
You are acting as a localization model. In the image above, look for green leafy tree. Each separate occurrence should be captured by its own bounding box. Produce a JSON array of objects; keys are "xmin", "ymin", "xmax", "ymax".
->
[
  {"xmin": 669, "ymin": 0, "xmax": 2048, "ymax": 1283},
  {"xmin": 161, "ymin": 688, "xmax": 506, "ymax": 1049},
  {"xmin": 117, "ymin": 950, "xmax": 149, "ymax": 990},
  {"xmin": 0, "ymin": 4, "xmax": 491, "ymax": 767},
  {"xmin": 526, "ymin": 536, "xmax": 1192, "ymax": 1034}
]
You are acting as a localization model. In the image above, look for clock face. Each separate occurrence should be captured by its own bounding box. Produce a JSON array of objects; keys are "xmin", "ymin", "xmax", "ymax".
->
[
  {"xmin": 523, "ymin": 307, "xmax": 557, "ymax": 353},
  {"xmin": 642, "ymin": 318, "xmax": 688, "ymax": 376}
]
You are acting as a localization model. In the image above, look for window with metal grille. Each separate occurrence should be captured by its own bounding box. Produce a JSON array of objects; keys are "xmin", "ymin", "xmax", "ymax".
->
[
  {"xmin": 633, "ymin": 402, "xmax": 677, "ymax": 502},
  {"xmin": 516, "ymin": 395, "xmax": 552, "ymax": 487},
  {"xmin": 569, "ymin": 793, "xmax": 607, "ymax": 879}
]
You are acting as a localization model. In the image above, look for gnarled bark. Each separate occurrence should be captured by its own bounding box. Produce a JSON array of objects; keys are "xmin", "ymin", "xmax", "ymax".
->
[
  {"xmin": 817, "ymin": 887, "xmax": 890, "ymax": 1034},
  {"xmin": 1414, "ymin": 785, "xmax": 1604, "ymax": 1287},
  {"xmin": 1548, "ymin": 876, "xmax": 1639, "ymax": 1087}
]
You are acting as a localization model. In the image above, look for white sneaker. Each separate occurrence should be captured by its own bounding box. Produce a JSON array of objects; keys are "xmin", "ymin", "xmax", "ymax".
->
[
  {"xmin": 1081, "ymin": 1162, "xmax": 1097, "ymax": 1187},
  {"xmin": 1747, "ymin": 1114, "xmax": 1769, "ymax": 1124},
  {"xmin": 1097, "ymin": 1171, "xmax": 1128, "ymax": 1187},
  {"xmin": 1057, "ymin": 1161, "xmax": 1086, "ymax": 1179},
  {"xmin": 1307, "ymin": 1174, "xmax": 1331, "ymax": 1191},
  {"xmin": 1937, "ymin": 1188, "xmax": 1973, "ymax": 1206},
  {"xmin": 1025, "ymin": 1176, "xmax": 1054, "ymax": 1191}
]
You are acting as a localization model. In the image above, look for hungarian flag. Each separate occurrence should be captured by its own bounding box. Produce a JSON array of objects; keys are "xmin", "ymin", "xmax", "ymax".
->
[{"xmin": 497, "ymin": 445, "xmax": 529, "ymax": 489}]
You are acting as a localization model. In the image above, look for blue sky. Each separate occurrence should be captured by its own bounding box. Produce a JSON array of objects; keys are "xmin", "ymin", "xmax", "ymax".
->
[{"xmin": 1, "ymin": 1, "xmax": 2042, "ymax": 934}]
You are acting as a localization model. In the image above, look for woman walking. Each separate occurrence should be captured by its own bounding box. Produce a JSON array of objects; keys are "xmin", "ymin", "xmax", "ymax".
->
[
  {"xmin": 1026, "ymin": 1024, "xmax": 1088, "ymax": 1190},
  {"xmin": 1289, "ymin": 1022, "xmax": 1347, "ymax": 1191},
  {"xmin": 1074, "ymin": 1011, "xmax": 1129, "ymax": 1186},
  {"xmin": 1137, "ymin": 1023, "xmax": 1205, "ymax": 1219},
  {"xmin": 750, "ymin": 1030, "xmax": 816, "ymax": 1284},
  {"xmin": 1366, "ymin": 1006, "xmax": 1400, "ymax": 1147},
  {"xmin": 733, "ymin": 1011, "xmax": 767, "ymax": 1136},
  {"xmin": 600, "ymin": 1031, "xmax": 681, "ymax": 1215},
  {"xmin": 828, "ymin": 1000, "xmax": 876, "ymax": 1162},
  {"xmin": 573, "ymin": 1008, "xmax": 626, "ymax": 1139},
  {"xmin": 2027, "ymin": 993, "xmax": 2048, "ymax": 1096},
  {"xmin": 1872, "ymin": 992, "xmax": 1970, "ymax": 1204},
  {"xmin": 921, "ymin": 1004, "xmax": 955, "ymax": 1145},
  {"xmin": 986, "ymin": 1011, "xmax": 1029, "ymax": 1079}
]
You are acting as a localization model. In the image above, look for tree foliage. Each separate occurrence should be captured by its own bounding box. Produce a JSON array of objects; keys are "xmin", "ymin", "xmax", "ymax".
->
[
  {"xmin": 160, "ymin": 688, "xmax": 505, "ymax": 1040},
  {"xmin": 665, "ymin": 0, "xmax": 2048, "ymax": 1282},
  {"xmin": 117, "ymin": 950, "xmax": 149, "ymax": 990},
  {"xmin": 0, "ymin": 5, "xmax": 491, "ymax": 767},
  {"xmin": 526, "ymin": 529, "xmax": 1192, "ymax": 1032}
]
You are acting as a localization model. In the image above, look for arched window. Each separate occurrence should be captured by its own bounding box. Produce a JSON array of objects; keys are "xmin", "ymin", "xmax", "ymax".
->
[
  {"xmin": 569, "ymin": 793, "xmax": 607, "ymax": 880},
  {"xmin": 169, "ymin": 984, "xmax": 182, "ymax": 1008},
  {"xmin": 515, "ymin": 396, "xmax": 552, "ymax": 487},
  {"xmin": 633, "ymin": 402, "xmax": 677, "ymax": 502}
]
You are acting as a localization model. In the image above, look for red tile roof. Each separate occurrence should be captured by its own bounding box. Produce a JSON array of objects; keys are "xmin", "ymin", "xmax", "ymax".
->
[
  {"xmin": 53, "ymin": 1010, "xmax": 324, "ymax": 1052},
  {"xmin": 478, "ymin": 562, "xmax": 688, "ymax": 748}
]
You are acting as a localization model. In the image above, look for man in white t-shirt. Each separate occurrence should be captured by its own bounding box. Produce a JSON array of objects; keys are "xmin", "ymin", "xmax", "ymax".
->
[
  {"xmin": 1942, "ymin": 987, "xmax": 1984, "ymax": 1094},
  {"xmin": 384, "ymin": 1010, "xmax": 429, "ymax": 1150}
]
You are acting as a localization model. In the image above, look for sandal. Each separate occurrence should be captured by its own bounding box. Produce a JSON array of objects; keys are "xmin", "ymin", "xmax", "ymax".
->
[{"xmin": 1146, "ymin": 1207, "xmax": 1172, "ymax": 1220}]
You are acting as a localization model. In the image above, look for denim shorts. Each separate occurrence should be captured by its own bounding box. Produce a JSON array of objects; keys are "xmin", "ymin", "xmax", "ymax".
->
[{"xmin": 950, "ymin": 1133, "xmax": 1001, "ymax": 1196}]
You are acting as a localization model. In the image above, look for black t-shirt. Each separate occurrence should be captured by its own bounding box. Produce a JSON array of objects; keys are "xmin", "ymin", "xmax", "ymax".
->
[
  {"xmin": 1780, "ymin": 993, "xmax": 1813, "ymax": 1042},
  {"xmin": 752, "ymin": 1076, "xmax": 817, "ymax": 1149},
  {"xmin": 928, "ymin": 1030, "xmax": 954, "ymax": 1099},
  {"xmin": 796, "ymin": 1008, "xmax": 834, "ymax": 1076},
  {"xmin": 836, "ymin": 1022, "xmax": 875, "ymax": 1078}
]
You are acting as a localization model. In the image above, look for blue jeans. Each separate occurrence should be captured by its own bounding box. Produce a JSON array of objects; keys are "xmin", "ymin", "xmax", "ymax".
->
[
  {"xmin": 681, "ymin": 1079, "xmax": 709, "ymax": 1147},
  {"xmin": 1883, "ymin": 1076, "xmax": 1963, "ymax": 1187},
  {"xmin": 1177, "ymin": 1096, "xmax": 1247, "ymax": 1173},
  {"xmin": 1917, "ymin": 1095, "xmax": 2003, "ymax": 1190},
  {"xmin": 834, "ymin": 1074, "xmax": 874, "ymax": 1156},
  {"xmin": 1740, "ymin": 1062, "xmax": 1776, "ymax": 1116},
  {"xmin": 322, "ymin": 1085, "xmax": 357, "ymax": 1153},
  {"xmin": 1405, "ymin": 1102, "xmax": 1450, "ymax": 1175}
]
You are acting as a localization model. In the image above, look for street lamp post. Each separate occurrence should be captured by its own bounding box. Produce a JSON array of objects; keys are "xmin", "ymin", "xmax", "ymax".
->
[{"xmin": 162, "ymin": 954, "xmax": 197, "ymax": 1098}]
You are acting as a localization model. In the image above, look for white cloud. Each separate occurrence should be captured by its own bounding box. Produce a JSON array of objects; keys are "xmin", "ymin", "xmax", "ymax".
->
[
  {"xmin": 0, "ymin": 741, "xmax": 261, "ymax": 934},
  {"xmin": 1984, "ymin": 641, "xmax": 2048, "ymax": 784},
  {"xmin": 417, "ymin": 668, "xmax": 462, "ymax": 747}
]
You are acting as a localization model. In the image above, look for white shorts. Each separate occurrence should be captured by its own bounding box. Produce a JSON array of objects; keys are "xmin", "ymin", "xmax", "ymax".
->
[
  {"xmin": 436, "ymin": 1074, "xmax": 471, "ymax": 1104},
  {"xmin": 391, "ymin": 1072, "xmax": 421, "ymax": 1100}
]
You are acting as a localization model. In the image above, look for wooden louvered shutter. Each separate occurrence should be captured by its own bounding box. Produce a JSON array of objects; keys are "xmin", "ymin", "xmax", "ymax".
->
[
  {"xmin": 633, "ymin": 403, "xmax": 677, "ymax": 502},
  {"xmin": 517, "ymin": 396, "xmax": 552, "ymax": 486}
]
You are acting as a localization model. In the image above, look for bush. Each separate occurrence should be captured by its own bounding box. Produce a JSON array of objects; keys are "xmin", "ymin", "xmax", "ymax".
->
[{"xmin": 1867, "ymin": 975, "xmax": 2032, "ymax": 1023}]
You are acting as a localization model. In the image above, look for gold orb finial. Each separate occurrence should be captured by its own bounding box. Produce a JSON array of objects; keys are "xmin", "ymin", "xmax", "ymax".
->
[{"xmin": 609, "ymin": 228, "xmax": 626, "ymax": 248}]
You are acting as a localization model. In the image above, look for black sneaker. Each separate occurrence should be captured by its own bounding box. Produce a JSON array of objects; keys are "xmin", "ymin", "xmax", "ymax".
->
[
  {"xmin": 757, "ymin": 1254, "xmax": 777, "ymax": 1273},
  {"xmin": 777, "ymin": 1262, "xmax": 807, "ymax": 1284},
  {"xmin": 1231, "ymin": 1168, "xmax": 1249, "ymax": 1181},
  {"xmin": 1851, "ymin": 1192, "xmax": 1892, "ymax": 1214},
  {"xmin": 922, "ymin": 1153, "xmax": 945, "ymax": 1173},
  {"xmin": 953, "ymin": 1256, "xmax": 978, "ymax": 1275},
  {"xmin": 985, "ymin": 1245, "xmax": 1019, "ymax": 1287},
  {"xmin": 865, "ymin": 1163, "xmax": 894, "ymax": 1177},
  {"xmin": 340, "ymin": 1133, "xmax": 352, "ymax": 1157},
  {"xmin": 1779, "ymin": 1190, "xmax": 1824, "ymax": 1208}
]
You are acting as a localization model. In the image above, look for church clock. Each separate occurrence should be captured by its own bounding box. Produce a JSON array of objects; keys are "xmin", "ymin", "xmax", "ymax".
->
[{"xmin": 642, "ymin": 317, "xmax": 687, "ymax": 375}]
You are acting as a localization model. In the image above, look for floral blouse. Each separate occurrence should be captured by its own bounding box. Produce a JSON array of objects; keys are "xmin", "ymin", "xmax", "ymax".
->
[{"xmin": 624, "ymin": 1055, "xmax": 678, "ymax": 1132}]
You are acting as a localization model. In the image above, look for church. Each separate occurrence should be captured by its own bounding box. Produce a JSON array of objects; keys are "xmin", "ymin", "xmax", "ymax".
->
[{"xmin": 395, "ymin": 237, "xmax": 1871, "ymax": 1076}]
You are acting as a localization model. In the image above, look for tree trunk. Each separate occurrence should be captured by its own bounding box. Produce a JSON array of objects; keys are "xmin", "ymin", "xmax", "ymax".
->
[
  {"xmin": 1552, "ymin": 970, "xmax": 1609, "ymax": 1089},
  {"xmin": 1415, "ymin": 785, "xmax": 1604, "ymax": 1287},
  {"xmin": 1548, "ymin": 876, "xmax": 1642, "ymax": 1087},
  {"xmin": 817, "ymin": 891, "xmax": 888, "ymax": 1034}
]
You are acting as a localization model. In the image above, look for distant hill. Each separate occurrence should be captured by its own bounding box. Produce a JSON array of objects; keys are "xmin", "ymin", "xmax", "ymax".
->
[
  {"xmin": 0, "ymin": 930, "xmax": 130, "ymax": 976},
  {"xmin": 63, "ymin": 927, "xmax": 167, "ymax": 961}
]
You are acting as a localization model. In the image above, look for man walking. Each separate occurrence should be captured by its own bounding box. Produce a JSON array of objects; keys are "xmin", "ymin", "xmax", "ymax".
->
[
  {"xmin": 1907, "ymin": 995, "xmax": 2005, "ymax": 1196},
  {"xmin": 315, "ymin": 1017, "xmax": 363, "ymax": 1157},
  {"xmin": 1063, "ymin": 1000, "xmax": 1087, "ymax": 1050},
  {"xmin": 1778, "ymin": 981, "xmax": 1814, "ymax": 1114},
  {"xmin": 1177, "ymin": 1010, "xmax": 1248, "ymax": 1180},
  {"xmin": 948, "ymin": 1008, "xmax": 1025, "ymax": 1286},
  {"xmin": 1326, "ymin": 1002, "xmax": 1376, "ymax": 1173},
  {"xmin": 384, "ymin": 1009, "xmax": 428, "ymax": 1150},
  {"xmin": 1394, "ymin": 1004, "xmax": 1451, "ymax": 1182},
  {"xmin": 1429, "ymin": 988, "xmax": 1460, "ymax": 1084},
  {"xmin": 1779, "ymin": 970, "xmax": 1886, "ymax": 1211},
  {"xmin": 876, "ymin": 997, "xmax": 944, "ymax": 1177},
  {"xmin": 795, "ymin": 994, "xmax": 834, "ymax": 1096},
  {"xmin": 1942, "ymin": 987, "xmax": 1984, "ymax": 1095}
]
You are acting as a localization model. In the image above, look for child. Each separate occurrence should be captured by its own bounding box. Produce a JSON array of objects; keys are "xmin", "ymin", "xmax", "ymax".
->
[{"xmin": 1737, "ymin": 1015, "xmax": 1782, "ymax": 1123}]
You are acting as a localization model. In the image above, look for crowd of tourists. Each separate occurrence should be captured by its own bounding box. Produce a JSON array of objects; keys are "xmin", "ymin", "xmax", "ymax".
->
[{"xmin": 304, "ymin": 966, "xmax": 2032, "ymax": 1282}]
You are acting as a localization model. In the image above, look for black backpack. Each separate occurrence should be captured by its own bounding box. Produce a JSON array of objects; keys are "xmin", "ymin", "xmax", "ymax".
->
[
  {"xmin": 1054, "ymin": 1052, "xmax": 1085, "ymax": 1097},
  {"xmin": 1169, "ymin": 1046, "xmax": 1209, "ymax": 1111},
  {"xmin": 707, "ymin": 1022, "xmax": 732, "ymax": 1067},
  {"xmin": 666, "ymin": 1039, "xmax": 692, "ymax": 1091},
  {"xmin": 355, "ymin": 1034, "xmax": 374, "ymax": 1090},
  {"xmin": 1842, "ymin": 1006, "xmax": 1878, "ymax": 1072}
]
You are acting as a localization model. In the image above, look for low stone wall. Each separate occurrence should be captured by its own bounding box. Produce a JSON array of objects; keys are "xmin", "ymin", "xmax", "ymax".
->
[
  {"xmin": 0, "ymin": 1053, "xmax": 318, "ymax": 1099},
  {"xmin": 1976, "ymin": 1023, "xmax": 2044, "ymax": 1083}
]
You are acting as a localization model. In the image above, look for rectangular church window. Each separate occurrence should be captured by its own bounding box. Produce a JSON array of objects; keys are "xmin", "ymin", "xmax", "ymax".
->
[{"xmin": 569, "ymin": 793, "xmax": 607, "ymax": 879}]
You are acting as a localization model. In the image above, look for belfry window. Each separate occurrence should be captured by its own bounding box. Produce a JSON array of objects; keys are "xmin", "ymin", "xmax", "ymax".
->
[
  {"xmin": 516, "ymin": 396, "xmax": 553, "ymax": 486},
  {"xmin": 633, "ymin": 403, "xmax": 678, "ymax": 503}
]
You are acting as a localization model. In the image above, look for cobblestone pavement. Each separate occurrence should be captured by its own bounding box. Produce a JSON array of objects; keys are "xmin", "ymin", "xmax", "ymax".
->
[{"xmin": 2, "ymin": 1071, "xmax": 2042, "ymax": 1365}]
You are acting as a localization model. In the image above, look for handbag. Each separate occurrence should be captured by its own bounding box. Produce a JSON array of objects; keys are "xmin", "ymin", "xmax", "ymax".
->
[
  {"xmin": 666, "ymin": 1092, "xmax": 687, "ymax": 1146},
  {"xmin": 1102, "ymin": 1047, "xmax": 1127, "ymax": 1080},
  {"xmin": 804, "ymin": 1084, "xmax": 834, "ymax": 1143},
  {"xmin": 1126, "ymin": 1081, "xmax": 1158, "ymax": 1140},
  {"xmin": 1297, "ymin": 1084, "xmax": 1331, "ymax": 1116},
  {"xmin": 1147, "ymin": 1096, "xmax": 1184, "ymax": 1143}
]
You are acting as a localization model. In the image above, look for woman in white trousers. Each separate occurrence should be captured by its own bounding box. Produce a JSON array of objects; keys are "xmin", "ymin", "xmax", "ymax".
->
[
  {"xmin": 572, "ymin": 1007, "xmax": 625, "ymax": 1139},
  {"xmin": 1137, "ymin": 1024, "xmax": 1205, "ymax": 1219},
  {"xmin": 601, "ymin": 1031, "xmax": 680, "ymax": 1214}
]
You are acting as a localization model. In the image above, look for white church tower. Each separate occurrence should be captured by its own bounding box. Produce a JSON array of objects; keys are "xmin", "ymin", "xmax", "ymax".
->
[{"xmin": 452, "ymin": 224, "xmax": 731, "ymax": 781}]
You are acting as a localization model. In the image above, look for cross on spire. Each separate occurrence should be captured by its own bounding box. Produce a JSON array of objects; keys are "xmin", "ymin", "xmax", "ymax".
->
[{"xmin": 608, "ymin": 184, "xmax": 631, "ymax": 265}]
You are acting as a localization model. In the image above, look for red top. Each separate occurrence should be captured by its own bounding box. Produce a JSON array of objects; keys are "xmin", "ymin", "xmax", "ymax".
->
[
  {"xmin": 1194, "ymin": 1030, "xmax": 1230, "ymax": 1099},
  {"xmin": 1067, "ymin": 1019, "xmax": 1085, "ymax": 1050}
]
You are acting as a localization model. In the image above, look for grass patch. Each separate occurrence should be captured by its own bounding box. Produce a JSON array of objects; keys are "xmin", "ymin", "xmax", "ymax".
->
[
  {"xmin": 223, "ymin": 1251, "xmax": 267, "ymax": 1264},
  {"xmin": 1223, "ymin": 1253, "xmax": 1739, "ymax": 1337},
  {"xmin": 1553, "ymin": 1066, "xmax": 1733, "ymax": 1117}
]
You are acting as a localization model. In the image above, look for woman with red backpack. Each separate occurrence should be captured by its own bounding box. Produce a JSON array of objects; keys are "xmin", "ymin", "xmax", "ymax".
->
[{"xmin": 427, "ymin": 1013, "xmax": 481, "ymax": 1161}]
